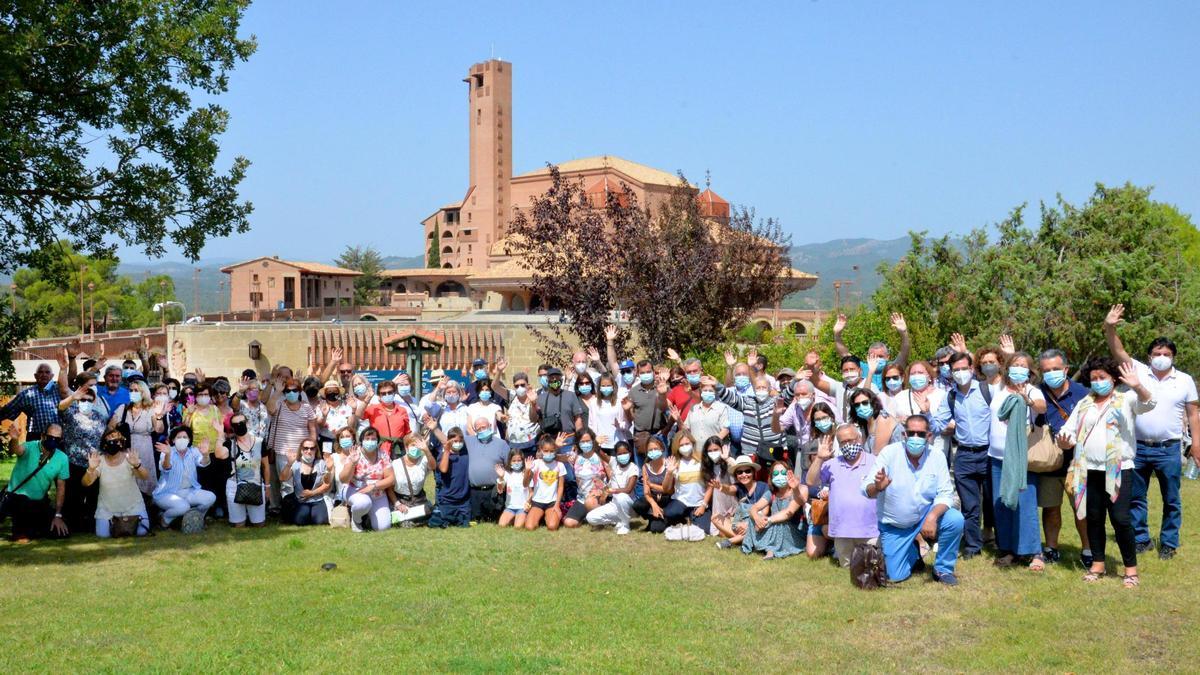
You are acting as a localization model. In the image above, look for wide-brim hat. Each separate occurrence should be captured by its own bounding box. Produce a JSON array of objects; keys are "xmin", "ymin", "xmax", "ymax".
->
[
  {"xmin": 730, "ymin": 455, "xmax": 760, "ymax": 473},
  {"xmin": 322, "ymin": 379, "xmax": 344, "ymax": 395}
]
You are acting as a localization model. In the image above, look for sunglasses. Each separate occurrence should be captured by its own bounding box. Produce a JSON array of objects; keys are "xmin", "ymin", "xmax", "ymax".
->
[
  {"xmin": 338, "ymin": 369, "xmax": 354, "ymax": 375},
  {"xmin": 734, "ymin": 468, "xmax": 755, "ymax": 476},
  {"xmin": 301, "ymin": 445, "xmax": 317, "ymax": 451},
  {"xmin": 770, "ymin": 470, "xmax": 788, "ymax": 476},
  {"xmin": 905, "ymin": 430, "xmax": 930, "ymax": 438},
  {"xmin": 284, "ymin": 388, "xmax": 301, "ymax": 394}
]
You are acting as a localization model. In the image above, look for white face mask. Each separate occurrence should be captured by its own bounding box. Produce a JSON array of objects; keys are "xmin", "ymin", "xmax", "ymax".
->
[
  {"xmin": 707, "ymin": 450, "xmax": 722, "ymax": 462},
  {"xmin": 574, "ymin": 362, "xmax": 587, "ymax": 374},
  {"xmin": 678, "ymin": 444, "xmax": 693, "ymax": 457},
  {"xmin": 796, "ymin": 397, "xmax": 812, "ymax": 410},
  {"xmin": 952, "ymin": 370, "xmax": 974, "ymax": 386},
  {"xmin": 1151, "ymin": 354, "xmax": 1173, "ymax": 372},
  {"xmin": 173, "ymin": 437, "xmax": 189, "ymax": 451}
]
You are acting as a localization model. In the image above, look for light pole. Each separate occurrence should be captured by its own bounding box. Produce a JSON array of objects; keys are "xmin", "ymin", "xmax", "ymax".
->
[
  {"xmin": 78, "ymin": 264, "xmax": 87, "ymax": 335},
  {"xmin": 158, "ymin": 279, "xmax": 168, "ymax": 331},
  {"xmin": 87, "ymin": 281, "xmax": 95, "ymax": 336},
  {"xmin": 154, "ymin": 300, "xmax": 186, "ymax": 327},
  {"xmin": 218, "ymin": 280, "xmax": 225, "ymax": 321}
]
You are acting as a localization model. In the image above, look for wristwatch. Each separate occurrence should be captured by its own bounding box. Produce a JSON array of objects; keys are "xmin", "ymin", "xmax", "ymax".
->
[{"xmin": 54, "ymin": 512, "xmax": 63, "ymax": 519}]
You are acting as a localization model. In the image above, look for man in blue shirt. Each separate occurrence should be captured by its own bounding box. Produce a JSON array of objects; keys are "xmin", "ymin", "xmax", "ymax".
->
[
  {"xmin": 1035, "ymin": 348, "xmax": 1092, "ymax": 567},
  {"xmin": 863, "ymin": 414, "xmax": 964, "ymax": 585},
  {"xmin": 0, "ymin": 362, "xmax": 61, "ymax": 439},
  {"xmin": 930, "ymin": 351, "xmax": 991, "ymax": 558},
  {"xmin": 833, "ymin": 312, "xmax": 912, "ymax": 391},
  {"xmin": 95, "ymin": 365, "xmax": 130, "ymax": 420}
]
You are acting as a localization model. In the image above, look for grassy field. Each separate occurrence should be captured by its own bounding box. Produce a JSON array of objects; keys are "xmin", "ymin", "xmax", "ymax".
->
[{"xmin": 1, "ymin": 458, "xmax": 1197, "ymax": 673}]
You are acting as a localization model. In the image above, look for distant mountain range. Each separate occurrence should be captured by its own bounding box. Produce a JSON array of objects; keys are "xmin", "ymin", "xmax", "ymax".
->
[{"xmin": 2, "ymin": 239, "xmax": 924, "ymax": 313}]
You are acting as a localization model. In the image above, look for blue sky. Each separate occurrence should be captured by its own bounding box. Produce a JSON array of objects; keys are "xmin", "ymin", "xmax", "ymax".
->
[{"xmin": 148, "ymin": 1, "xmax": 1199, "ymax": 263}]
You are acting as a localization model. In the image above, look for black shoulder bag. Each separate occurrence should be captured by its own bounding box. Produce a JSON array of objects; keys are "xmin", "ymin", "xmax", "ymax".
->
[{"xmin": 0, "ymin": 454, "xmax": 52, "ymax": 522}]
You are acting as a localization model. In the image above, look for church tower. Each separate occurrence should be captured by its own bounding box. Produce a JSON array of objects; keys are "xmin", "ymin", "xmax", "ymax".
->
[{"xmin": 462, "ymin": 60, "xmax": 512, "ymax": 262}]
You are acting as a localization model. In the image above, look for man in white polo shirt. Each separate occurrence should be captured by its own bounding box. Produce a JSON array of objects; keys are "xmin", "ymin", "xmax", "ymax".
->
[{"xmin": 1105, "ymin": 304, "xmax": 1200, "ymax": 560}]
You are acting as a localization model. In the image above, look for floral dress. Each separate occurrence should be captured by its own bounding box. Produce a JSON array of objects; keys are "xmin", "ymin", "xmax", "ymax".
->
[
  {"xmin": 741, "ymin": 491, "xmax": 805, "ymax": 558},
  {"xmin": 61, "ymin": 402, "xmax": 109, "ymax": 468}
]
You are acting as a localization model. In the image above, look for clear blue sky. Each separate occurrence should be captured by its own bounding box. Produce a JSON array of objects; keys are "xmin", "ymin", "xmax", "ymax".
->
[{"xmin": 151, "ymin": 1, "xmax": 1200, "ymax": 263}]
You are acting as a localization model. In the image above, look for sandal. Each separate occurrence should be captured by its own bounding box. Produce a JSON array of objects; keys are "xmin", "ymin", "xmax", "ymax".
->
[
  {"xmin": 1028, "ymin": 557, "xmax": 1045, "ymax": 572},
  {"xmin": 993, "ymin": 554, "xmax": 1015, "ymax": 568},
  {"xmin": 1122, "ymin": 574, "xmax": 1140, "ymax": 589},
  {"xmin": 1082, "ymin": 571, "xmax": 1104, "ymax": 583}
]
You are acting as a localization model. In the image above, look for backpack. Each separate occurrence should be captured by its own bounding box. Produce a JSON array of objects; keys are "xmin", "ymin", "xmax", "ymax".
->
[{"xmin": 850, "ymin": 542, "xmax": 889, "ymax": 590}]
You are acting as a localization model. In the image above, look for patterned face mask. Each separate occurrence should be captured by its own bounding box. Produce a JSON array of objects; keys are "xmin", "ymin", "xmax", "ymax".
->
[{"xmin": 840, "ymin": 442, "xmax": 864, "ymax": 463}]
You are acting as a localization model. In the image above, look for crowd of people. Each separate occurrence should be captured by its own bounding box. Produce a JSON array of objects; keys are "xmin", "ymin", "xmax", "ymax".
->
[{"xmin": 2, "ymin": 304, "xmax": 1196, "ymax": 589}]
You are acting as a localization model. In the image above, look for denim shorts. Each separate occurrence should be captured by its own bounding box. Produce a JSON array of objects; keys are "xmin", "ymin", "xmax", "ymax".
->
[{"xmin": 505, "ymin": 507, "xmax": 525, "ymax": 515}]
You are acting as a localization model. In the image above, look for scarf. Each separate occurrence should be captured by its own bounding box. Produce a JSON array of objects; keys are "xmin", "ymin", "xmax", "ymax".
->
[
  {"xmin": 996, "ymin": 392, "xmax": 1029, "ymax": 509},
  {"xmin": 1068, "ymin": 394, "xmax": 1122, "ymax": 520}
]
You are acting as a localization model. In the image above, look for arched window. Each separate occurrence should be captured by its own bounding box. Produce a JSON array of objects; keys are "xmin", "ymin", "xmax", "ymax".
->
[{"xmin": 442, "ymin": 246, "xmax": 453, "ymax": 254}]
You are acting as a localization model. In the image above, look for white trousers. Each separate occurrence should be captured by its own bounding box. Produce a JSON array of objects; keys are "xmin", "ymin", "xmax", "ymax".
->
[
  {"xmin": 225, "ymin": 479, "xmax": 267, "ymax": 525},
  {"xmin": 586, "ymin": 494, "xmax": 634, "ymax": 528},
  {"xmin": 154, "ymin": 489, "xmax": 216, "ymax": 524},
  {"xmin": 347, "ymin": 487, "xmax": 391, "ymax": 531}
]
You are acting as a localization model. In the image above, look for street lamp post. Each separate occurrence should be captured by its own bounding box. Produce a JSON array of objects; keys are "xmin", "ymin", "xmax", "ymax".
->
[
  {"xmin": 159, "ymin": 279, "xmax": 168, "ymax": 331},
  {"xmin": 78, "ymin": 264, "xmax": 87, "ymax": 335},
  {"xmin": 218, "ymin": 280, "xmax": 225, "ymax": 321},
  {"xmin": 87, "ymin": 281, "xmax": 95, "ymax": 336}
]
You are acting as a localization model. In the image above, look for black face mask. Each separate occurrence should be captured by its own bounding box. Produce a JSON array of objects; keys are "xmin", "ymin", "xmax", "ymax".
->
[
  {"xmin": 101, "ymin": 439, "xmax": 124, "ymax": 455},
  {"xmin": 325, "ymin": 393, "xmax": 340, "ymax": 402},
  {"xmin": 231, "ymin": 421, "xmax": 248, "ymax": 437},
  {"xmin": 304, "ymin": 387, "xmax": 320, "ymax": 398},
  {"xmin": 42, "ymin": 437, "xmax": 61, "ymax": 452},
  {"xmin": 183, "ymin": 378, "xmax": 198, "ymax": 386}
]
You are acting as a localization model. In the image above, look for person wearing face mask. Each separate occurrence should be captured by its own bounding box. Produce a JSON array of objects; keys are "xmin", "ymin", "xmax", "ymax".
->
[
  {"xmin": 363, "ymin": 380, "xmax": 415, "ymax": 459},
  {"xmin": 713, "ymin": 455, "xmax": 768, "ymax": 549},
  {"xmin": 520, "ymin": 434, "xmax": 568, "ymax": 531},
  {"xmin": 847, "ymin": 388, "xmax": 902, "ymax": 454},
  {"xmin": 663, "ymin": 355, "xmax": 703, "ymax": 426},
  {"xmin": 495, "ymin": 447, "xmax": 531, "ymax": 528},
  {"xmin": 458, "ymin": 417, "xmax": 511, "ymax": 522},
  {"xmin": 976, "ymin": 346, "xmax": 1007, "ymax": 398},
  {"xmin": 386, "ymin": 433, "xmax": 435, "ymax": 526},
  {"xmin": 625, "ymin": 361, "xmax": 668, "ymax": 457},
  {"xmin": 808, "ymin": 424, "xmax": 879, "ymax": 566},
  {"xmin": 221, "ymin": 413, "xmax": 271, "ymax": 527},
  {"xmin": 337, "ymin": 427, "xmax": 395, "ymax": 531},
  {"xmin": 504, "ymin": 372, "xmax": 541, "ymax": 456},
  {"xmin": 279, "ymin": 440, "xmax": 332, "ymax": 525},
  {"xmin": 877, "ymin": 364, "xmax": 906, "ymax": 417},
  {"xmin": 5, "ymin": 423, "xmax": 71, "ymax": 542},
  {"xmin": 631, "ymin": 437, "xmax": 672, "ymax": 533},
  {"xmin": 1104, "ymin": 304, "xmax": 1199, "ymax": 561},
  {"xmin": 56, "ymin": 371, "xmax": 109, "ymax": 533},
  {"xmin": 741, "ymin": 460, "xmax": 807, "ymax": 558},
  {"xmin": 684, "ymin": 381, "xmax": 730, "ymax": 452},
  {"xmin": 812, "ymin": 355, "xmax": 868, "ymax": 423},
  {"xmin": 231, "ymin": 371, "xmax": 270, "ymax": 440},
  {"xmin": 585, "ymin": 440, "xmax": 640, "ymax": 534},
  {"xmin": 864, "ymin": 415, "xmax": 963, "ymax": 585},
  {"xmin": 584, "ymin": 373, "xmax": 629, "ymax": 453},
  {"xmin": 82, "ymin": 430, "xmax": 151, "ymax": 537},
  {"xmin": 433, "ymin": 380, "xmax": 472, "ymax": 438},
  {"xmin": 661, "ymin": 432, "xmax": 713, "ymax": 540},
  {"xmin": 108, "ymin": 380, "xmax": 163, "ymax": 496},
  {"xmin": 831, "ymin": 313, "xmax": 912, "ymax": 388},
  {"xmin": 564, "ymin": 349, "xmax": 602, "ymax": 391},
  {"xmin": 96, "ymin": 364, "xmax": 131, "ymax": 422},
  {"xmin": 1056, "ymin": 357, "xmax": 1155, "ymax": 588},
  {"xmin": 316, "ymin": 380, "xmax": 358, "ymax": 454},
  {"xmin": 1034, "ymin": 348, "xmax": 1092, "ymax": 567},
  {"xmin": 184, "ymin": 384, "xmax": 223, "ymax": 457},
  {"xmin": 987, "ymin": 352, "xmax": 1048, "ymax": 570},
  {"xmin": 713, "ymin": 369, "xmax": 785, "ymax": 465},
  {"xmin": 932, "ymin": 346, "xmax": 957, "ymax": 393},
  {"xmin": 931, "ymin": 350, "xmax": 993, "ymax": 559},
  {"xmin": 891, "ymin": 361, "xmax": 948, "ymax": 462},
  {"xmin": 563, "ymin": 429, "xmax": 607, "ymax": 528},
  {"xmin": 775, "ymin": 379, "xmax": 838, "ymax": 472},
  {"xmin": 698, "ymin": 436, "xmax": 735, "ymax": 536},
  {"xmin": 349, "ymin": 374, "xmax": 375, "ymax": 407},
  {"xmin": 467, "ymin": 379, "xmax": 505, "ymax": 434},
  {"xmin": 423, "ymin": 420, "xmax": 472, "ymax": 528},
  {"xmin": 152, "ymin": 426, "xmax": 217, "ymax": 528},
  {"xmin": 1, "ymin": 359, "xmax": 61, "ymax": 441},
  {"xmin": 267, "ymin": 377, "xmax": 318, "ymax": 511}
]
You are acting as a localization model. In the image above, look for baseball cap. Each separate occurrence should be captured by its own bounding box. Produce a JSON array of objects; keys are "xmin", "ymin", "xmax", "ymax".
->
[{"xmin": 619, "ymin": 359, "xmax": 635, "ymax": 371}]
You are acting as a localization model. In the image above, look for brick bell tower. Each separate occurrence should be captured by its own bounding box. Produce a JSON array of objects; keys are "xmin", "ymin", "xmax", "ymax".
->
[{"xmin": 462, "ymin": 59, "xmax": 512, "ymax": 267}]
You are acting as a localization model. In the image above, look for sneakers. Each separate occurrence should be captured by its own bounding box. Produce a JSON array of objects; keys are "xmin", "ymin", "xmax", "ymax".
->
[
  {"xmin": 933, "ymin": 571, "xmax": 959, "ymax": 586},
  {"xmin": 1080, "ymin": 550, "xmax": 1094, "ymax": 568},
  {"xmin": 1135, "ymin": 539, "xmax": 1155, "ymax": 554},
  {"xmin": 1158, "ymin": 547, "xmax": 1176, "ymax": 561},
  {"xmin": 716, "ymin": 539, "xmax": 733, "ymax": 549},
  {"xmin": 615, "ymin": 524, "xmax": 630, "ymax": 536},
  {"xmin": 1043, "ymin": 547, "xmax": 1061, "ymax": 564}
]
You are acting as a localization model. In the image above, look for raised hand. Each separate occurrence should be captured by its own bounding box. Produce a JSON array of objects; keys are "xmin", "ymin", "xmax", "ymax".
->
[
  {"xmin": 199, "ymin": 439, "xmax": 211, "ymax": 455},
  {"xmin": 604, "ymin": 324, "xmax": 618, "ymax": 342},
  {"xmin": 1118, "ymin": 361, "xmax": 1140, "ymax": 389},
  {"xmin": 805, "ymin": 350, "xmax": 820, "ymax": 368},
  {"xmin": 833, "ymin": 314, "xmax": 847, "ymax": 334},
  {"xmin": 667, "ymin": 401, "xmax": 681, "ymax": 422},
  {"xmin": 586, "ymin": 346, "xmax": 601, "ymax": 364},
  {"xmin": 330, "ymin": 347, "xmax": 343, "ymax": 364},
  {"xmin": 816, "ymin": 435, "xmax": 834, "ymax": 460},
  {"xmin": 554, "ymin": 432, "xmax": 570, "ymax": 449},
  {"xmin": 494, "ymin": 464, "xmax": 506, "ymax": 480},
  {"xmin": 949, "ymin": 332, "xmax": 967, "ymax": 354},
  {"xmin": 1055, "ymin": 430, "xmax": 1074, "ymax": 450},
  {"xmin": 747, "ymin": 348, "xmax": 759, "ymax": 367},
  {"xmin": 1105, "ymin": 304, "xmax": 1125, "ymax": 327},
  {"xmin": 194, "ymin": 367, "xmax": 205, "ymax": 383},
  {"xmin": 88, "ymin": 450, "xmax": 101, "ymax": 470},
  {"xmin": 773, "ymin": 397, "xmax": 787, "ymax": 416},
  {"xmin": 797, "ymin": 368, "xmax": 813, "ymax": 382},
  {"xmin": 655, "ymin": 378, "xmax": 669, "ymax": 395},
  {"xmin": 999, "ymin": 334, "xmax": 1015, "ymax": 355},
  {"xmin": 666, "ymin": 348, "xmax": 680, "ymax": 363},
  {"xmin": 620, "ymin": 397, "xmax": 633, "ymax": 413},
  {"xmin": 786, "ymin": 472, "xmax": 800, "ymax": 491},
  {"xmin": 494, "ymin": 357, "xmax": 508, "ymax": 374},
  {"xmin": 347, "ymin": 449, "xmax": 362, "ymax": 465},
  {"xmin": 890, "ymin": 312, "xmax": 907, "ymax": 333},
  {"xmin": 700, "ymin": 374, "xmax": 717, "ymax": 387},
  {"xmin": 873, "ymin": 467, "xmax": 891, "ymax": 492},
  {"xmin": 126, "ymin": 449, "xmax": 140, "ymax": 467},
  {"xmin": 286, "ymin": 448, "xmax": 298, "ymax": 464},
  {"xmin": 724, "ymin": 351, "xmax": 737, "ymax": 367},
  {"xmin": 665, "ymin": 456, "xmax": 679, "ymax": 474},
  {"xmin": 154, "ymin": 441, "xmax": 171, "ymax": 454},
  {"xmin": 57, "ymin": 347, "xmax": 70, "ymax": 369},
  {"xmin": 421, "ymin": 413, "xmax": 437, "ymax": 431}
]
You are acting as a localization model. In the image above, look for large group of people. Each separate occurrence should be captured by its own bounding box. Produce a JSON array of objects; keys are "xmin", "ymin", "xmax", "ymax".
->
[{"xmin": 3, "ymin": 304, "xmax": 1196, "ymax": 589}]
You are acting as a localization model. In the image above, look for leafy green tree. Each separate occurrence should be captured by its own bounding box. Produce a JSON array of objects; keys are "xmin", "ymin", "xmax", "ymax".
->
[
  {"xmin": 427, "ymin": 230, "xmax": 441, "ymax": 268},
  {"xmin": 335, "ymin": 245, "xmax": 384, "ymax": 306},
  {"xmin": 0, "ymin": 0, "xmax": 255, "ymax": 378}
]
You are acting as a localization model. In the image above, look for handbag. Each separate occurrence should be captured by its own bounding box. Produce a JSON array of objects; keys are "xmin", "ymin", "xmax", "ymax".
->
[
  {"xmin": 231, "ymin": 445, "xmax": 264, "ymax": 506},
  {"xmin": 850, "ymin": 542, "xmax": 889, "ymax": 590},
  {"xmin": 1026, "ymin": 424, "xmax": 1063, "ymax": 473},
  {"xmin": 110, "ymin": 515, "xmax": 143, "ymax": 538},
  {"xmin": 0, "ymin": 453, "xmax": 51, "ymax": 523},
  {"xmin": 809, "ymin": 497, "xmax": 829, "ymax": 526},
  {"xmin": 329, "ymin": 503, "xmax": 351, "ymax": 528}
]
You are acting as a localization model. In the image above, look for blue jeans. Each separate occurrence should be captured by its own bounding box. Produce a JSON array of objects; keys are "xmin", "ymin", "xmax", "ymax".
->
[
  {"xmin": 880, "ymin": 507, "xmax": 964, "ymax": 580},
  {"xmin": 953, "ymin": 446, "xmax": 989, "ymax": 554},
  {"xmin": 989, "ymin": 457, "xmax": 1042, "ymax": 556},
  {"xmin": 1131, "ymin": 441, "xmax": 1183, "ymax": 550}
]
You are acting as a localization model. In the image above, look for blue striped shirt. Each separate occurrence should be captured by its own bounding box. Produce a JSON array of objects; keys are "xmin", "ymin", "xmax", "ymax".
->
[
  {"xmin": 1, "ymin": 384, "xmax": 62, "ymax": 434},
  {"xmin": 154, "ymin": 446, "xmax": 210, "ymax": 497}
]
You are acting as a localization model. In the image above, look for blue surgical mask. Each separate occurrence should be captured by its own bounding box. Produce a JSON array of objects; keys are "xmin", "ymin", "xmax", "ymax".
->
[
  {"xmin": 734, "ymin": 375, "xmax": 751, "ymax": 390},
  {"xmin": 353, "ymin": 384, "xmax": 368, "ymax": 397},
  {"xmin": 599, "ymin": 385, "xmax": 614, "ymax": 397},
  {"xmin": 771, "ymin": 473, "xmax": 789, "ymax": 488},
  {"xmin": 939, "ymin": 364, "xmax": 951, "ymax": 379},
  {"xmin": 616, "ymin": 454, "xmax": 631, "ymax": 466},
  {"xmin": 284, "ymin": 391, "xmax": 300, "ymax": 403},
  {"xmin": 578, "ymin": 385, "xmax": 592, "ymax": 395},
  {"xmin": 380, "ymin": 394, "xmax": 395, "ymax": 404},
  {"xmin": 477, "ymin": 429, "xmax": 493, "ymax": 442},
  {"xmin": 78, "ymin": 401, "xmax": 93, "ymax": 414},
  {"xmin": 647, "ymin": 449, "xmax": 663, "ymax": 461},
  {"xmin": 479, "ymin": 390, "xmax": 492, "ymax": 402},
  {"xmin": 339, "ymin": 437, "xmax": 353, "ymax": 449},
  {"xmin": 445, "ymin": 393, "xmax": 460, "ymax": 405},
  {"xmin": 579, "ymin": 441, "xmax": 594, "ymax": 453},
  {"xmin": 452, "ymin": 441, "xmax": 465, "ymax": 451},
  {"xmin": 362, "ymin": 439, "xmax": 379, "ymax": 452},
  {"xmin": 621, "ymin": 372, "xmax": 635, "ymax": 386},
  {"xmin": 1007, "ymin": 366, "xmax": 1029, "ymax": 384},
  {"xmin": 686, "ymin": 373, "xmax": 701, "ymax": 386},
  {"xmin": 1090, "ymin": 380, "xmax": 1113, "ymax": 396},
  {"xmin": 909, "ymin": 374, "xmax": 929, "ymax": 390},
  {"xmin": 639, "ymin": 373, "xmax": 654, "ymax": 386},
  {"xmin": 905, "ymin": 436, "xmax": 927, "ymax": 455},
  {"xmin": 855, "ymin": 403, "xmax": 874, "ymax": 420},
  {"xmin": 542, "ymin": 452, "xmax": 556, "ymax": 463},
  {"xmin": 1043, "ymin": 370, "xmax": 1066, "ymax": 388},
  {"xmin": 539, "ymin": 375, "xmax": 549, "ymax": 388},
  {"xmin": 475, "ymin": 369, "xmax": 487, "ymax": 380},
  {"xmin": 407, "ymin": 446, "xmax": 423, "ymax": 459},
  {"xmin": 701, "ymin": 390, "xmax": 716, "ymax": 404},
  {"xmin": 884, "ymin": 377, "xmax": 902, "ymax": 393},
  {"xmin": 814, "ymin": 418, "xmax": 833, "ymax": 433},
  {"xmin": 397, "ymin": 385, "xmax": 411, "ymax": 397},
  {"xmin": 510, "ymin": 461, "xmax": 524, "ymax": 471}
]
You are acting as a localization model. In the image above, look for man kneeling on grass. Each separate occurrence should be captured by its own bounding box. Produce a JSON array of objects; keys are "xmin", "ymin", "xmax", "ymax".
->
[{"xmin": 863, "ymin": 414, "xmax": 964, "ymax": 586}]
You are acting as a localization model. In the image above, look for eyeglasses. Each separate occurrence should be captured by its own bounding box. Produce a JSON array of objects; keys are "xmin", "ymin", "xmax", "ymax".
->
[
  {"xmin": 734, "ymin": 468, "xmax": 755, "ymax": 476},
  {"xmin": 301, "ymin": 445, "xmax": 317, "ymax": 451},
  {"xmin": 338, "ymin": 369, "xmax": 353, "ymax": 375},
  {"xmin": 284, "ymin": 388, "xmax": 300, "ymax": 394},
  {"xmin": 905, "ymin": 430, "xmax": 930, "ymax": 438}
]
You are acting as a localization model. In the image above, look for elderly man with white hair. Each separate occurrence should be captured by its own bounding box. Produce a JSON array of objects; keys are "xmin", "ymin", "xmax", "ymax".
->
[
  {"xmin": 435, "ymin": 379, "xmax": 471, "ymax": 436},
  {"xmin": 773, "ymin": 377, "xmax": 839, "ymax": 471},
  {"xmin": 463, "ymin": 416, "xmax": 511, "ymax": 522}
]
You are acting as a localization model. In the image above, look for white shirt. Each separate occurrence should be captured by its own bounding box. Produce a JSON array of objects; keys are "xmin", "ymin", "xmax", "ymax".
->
[
  {"xmin": 502, "ymin": 470, "xmax": 528, "ymax": 509},
  {"xmin": 466, "ymin": 401, "xmax": 501, "ymax": 429},
  {"xmin": 585, "ymin": 398, "xmax": 627, "ymax": 448},
  {"xmin": 607, "ymin": 458, "xmax": 639, "ymax": 491},
  {"xmin": 391, "ymin": 456, "xmax": 429, "ymax": 496},
  {"xmin": 1132, "ymin": 360, "xmax": 1197, "ymax": 442},
  {"xmin": 1062, "ymin": 391, "xmax": 1156, "ymax": 471},
  {"xmin": 987, "ymin": 385, "xmax": 1045, "ymax": 460},
  {"xmin": 683, "ymin": 400, "xmax": 730, "ymax": 446}
]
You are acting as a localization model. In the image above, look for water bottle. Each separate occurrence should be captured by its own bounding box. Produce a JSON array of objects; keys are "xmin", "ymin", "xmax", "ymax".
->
[{"xmin": 1185, "ymin": 457, "xmax": 1200, "ymax": 481}]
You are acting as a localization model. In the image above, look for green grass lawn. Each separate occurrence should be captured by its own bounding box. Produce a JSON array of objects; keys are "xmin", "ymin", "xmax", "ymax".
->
[{"xmin": 1, "ymin": 458, "xmax": 1198, "ymax": 673}]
